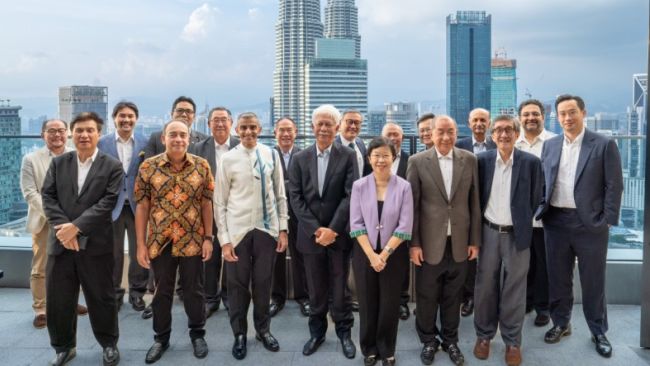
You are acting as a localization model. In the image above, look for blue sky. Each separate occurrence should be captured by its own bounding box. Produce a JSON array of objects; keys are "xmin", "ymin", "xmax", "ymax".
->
[{"xmin": 1, "ymin": 0, "xmax": 647, "ymax": 119}]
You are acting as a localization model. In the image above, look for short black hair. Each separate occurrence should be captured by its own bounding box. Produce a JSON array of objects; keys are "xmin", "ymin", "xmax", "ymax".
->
[
  {"xmin": 41, "ymin": 118, "xmax": 68, "ymax": 133},
  {"xmin": 112, "ymin": 101, "xmax": 139, "ymax": 119},
  {"xmin": 518, "ymin": 99, "xmax": 545, "ymax": 117},
  {"xmin": 275, "ymin": 116, "xmax": 296, "ymax": 126},
  {"xmin": 171, "ymin": 96, "xmax": 196, "ymax": 113},
  {"xmin": 367, "ymin": 136, "xmax": 397, "ymax": 159},
  {"xmin": 70, "ymin": 112, "xmax": 103, "ymax": 133},
  {"xmin": 555, "ymin": 94, "xmax": 585, "ymax": 112},
  {"xmin": 417, "ymin": 113, "xmax": 435, "ymax": 127},
  {"xmin": 208, "ymin": 106, "xmax": 232, "ymax": 121}
]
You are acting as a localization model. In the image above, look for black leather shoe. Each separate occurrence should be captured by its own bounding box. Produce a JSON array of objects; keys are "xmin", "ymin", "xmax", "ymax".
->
[
  {"xmin": 534, "ymin": 313, "xmax": 550, "ymax": 327},
  {"xmin": 145, "ymin": 342, "xmax": 169, "ymax": 364},
  {"xmin": 340, "ymin": 335, "xmax": 356, "ymax": 359},
  {"xmin": 142, "ymin": 305, "xmax": 153, "ymax": 320},
  {"xmin": 544, "ymin": 324, "xmax": 571, "ymax": 344},
  {"xmin": 364, "ymin": 354, "xmax": 378, "ymax": 366},
  {"xmin": 192, "ymin": 337, "xmax": 208, "ymax": 359},
  {"xmin": 205, "ymin": 303, "xmax": 220, "ymax": 319},
  {"xmin": 103, "ymin": 346, "xmax": 120, "ymax": 366},
  {"xmin": 269, "ymin": 302, "xmax": 284, "ymax": 317},
  {"xmin": 420, "ymin": 342, "xmax": 439, "ymax": 365},
  {"xmin": 442, "ymin": 343, "xmax": 464, "ymax": 365},
  {"xmin": 399, "ymin": 303, "xmax": 410, "ymax": 320},
  {"xmin": 232, "ymin": 334, "xmax": 247, "ymax": 360},
  {"xmin": 299, "ymin": 301, "xmax": 311, "ymax": 317},
  {"xmin": 49, "ymin": 348, "xmax": 76, "ymax": 366},
  {"xmin": 382, "ymin": 357, "xmax": 396, "ymax": 366},
  {"xmin": 116, "ymin": 297, "xmax": 123, "ymax": 312},
  {"xmin": 351, "ymin": 301, "xmax": 360, "ymax": 312},
  {"xmin": 256, "ymin": 332, "xmax": 280, "ymax": 352},
  {"xmin": 592, "ymin": 334, "xmax": 612, "ymax": 358},
  {"xmin": 302, "ymin": 336, "xmax": 325, "ymax": 356},
  {"xmin": 129, "ymin": 296, "xmax": 146, "ymax": 312},
  {"xmin": 460, "ymin": 298, "xmax": 474, "ymax": 317}
]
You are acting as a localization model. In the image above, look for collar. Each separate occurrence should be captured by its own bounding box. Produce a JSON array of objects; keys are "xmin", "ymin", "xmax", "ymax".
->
[
  {"xmin": 496, "ymin": 150, "xmax": 514, "ymax": 167},
  {"xmin": 472, "ymin": 135, "xmax": 487, "ymax": 146},
  {"xmin": 159, "ymin": 152, "xmax": 194, "ymax": 168},
  {"xmin": 77, "ymin": 148, "xmax": 99, "ymax": 164},
  {"xmin": 340, "ymin": 136, "xmax": 355, "ymax": 147},
  {"xmin": 115, "ymin": 133, "xmax": 134, "ymax": 144},
  {"xmin": 316, "ymin": 144, "xmax": 332, "ymax": 156},
  {"xmin": 214, "ymin": 137, "xmax": 231, "ymax": 148},
  {"xmin": 434, "ymin": 147, "xmax": 453, "ymax": 160},
  {"xmin": 279, "ymin": 146, "xmax": 293, "ymax": 155},
  {"xmin": 517, "ymin": 128, "xmax": 554, "ymax": 146},
  {"xmin": 563, "ymin": 127, "xmax": 586, "ymax": 146}
]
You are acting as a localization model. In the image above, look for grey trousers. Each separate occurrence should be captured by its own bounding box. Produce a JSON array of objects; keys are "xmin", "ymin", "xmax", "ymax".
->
[{"xmin": 474, "ymin": 223, "xmax": 530, "ymax": 346}]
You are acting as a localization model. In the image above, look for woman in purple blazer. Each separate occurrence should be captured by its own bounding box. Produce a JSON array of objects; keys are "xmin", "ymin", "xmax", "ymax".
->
[{"xmin": 350, "ymin": 137, "xmax": 414, "ymax": 366}]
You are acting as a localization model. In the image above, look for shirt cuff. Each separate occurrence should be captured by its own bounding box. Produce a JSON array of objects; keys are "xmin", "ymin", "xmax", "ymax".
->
[
  {"xmin": 349, "ymin": 229, "xmax": 368, "ymax": 238},
  {"xmin": 392, "ymin": 231, "xmax": 412, "ymax": 240}
]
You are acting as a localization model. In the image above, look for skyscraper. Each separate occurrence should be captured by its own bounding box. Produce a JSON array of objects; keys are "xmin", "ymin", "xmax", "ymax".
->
[
  {"xmin": 446, "ymin": 11, "xmax": 492, "ymax": 137},
  {"xmin": 58, "ymin": 85, "xmax": 108, "ymax": 128},
  {"xmin": 490, "ymin": 48, "xmax": 517, "ymax": 116},
  {"xmin": 324, "ymin": 0, "xmax": 361, "ymax": 58},
  {"xmin": 0, "ymin": 100, "xmax": 23, "ymax": 224}
]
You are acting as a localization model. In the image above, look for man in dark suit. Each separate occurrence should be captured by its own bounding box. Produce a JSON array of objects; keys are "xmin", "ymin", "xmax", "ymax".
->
[
  {"xmin": 42, "ymin": 112, "xmax": 123, "ymax": 366},
  {"xmin": 289, "ymin": 104, "xmax": 359, "ymax": 359},
  {"xmin": 382, "ymin": 122, "xmax": 412, "ymax": 320},
  {"xmin": 335, "ymin": 109, "xmax": 371, "ymax": 177},
  {"xmin": 98, "ymin": 101, "xmax": 149, "ymax": 313},
  {"xmin": 473, "ymin": 115, "xmax": 543, "ymax": 366},
  {"xmin": 190, "ymin": 106, "xmax": 239, "ymax": 318},
  {"xmin": 536, "ymin": 95, "xmax": 623, "ymax": 358},
  {"xmin": 455, "ymin": 107, "xmax": 496, "ymax": 317},
  {"xmin": 269, "ymin": 116, "xmax": 310, "ymax": 317}
]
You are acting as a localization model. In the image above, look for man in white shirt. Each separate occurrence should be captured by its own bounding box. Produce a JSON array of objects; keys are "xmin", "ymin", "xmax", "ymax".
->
[
  {"xmin": 336, "ymin": 110, "xmax": 370, "ymax": 177},
  {"xmin": 215, "ymin": 112, "xmax": 289, "ymax": 360}
]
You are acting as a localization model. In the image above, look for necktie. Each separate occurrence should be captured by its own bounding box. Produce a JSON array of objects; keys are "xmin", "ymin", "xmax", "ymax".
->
[{"xmin": 348, "ymin": 142, "xmax": 355, "ymax": 150}]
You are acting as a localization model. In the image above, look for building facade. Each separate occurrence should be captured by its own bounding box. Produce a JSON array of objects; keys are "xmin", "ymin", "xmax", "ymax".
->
[
  {"xmin": 58, "ymin": 86, "xmax": 108, "ymax": 129},
  {"xmin": 490, "ymin": 49, "xmax": 517, "ymax": 116},
  {"xmin": 324, "ymin": 0, "xmax": 361, "ymax": 58},
  {"xmin": 0, "ymin": 101, "xmax": 24, "ymax": 224}
]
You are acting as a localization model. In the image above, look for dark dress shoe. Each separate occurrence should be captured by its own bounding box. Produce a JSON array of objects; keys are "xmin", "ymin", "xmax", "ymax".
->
[
  {"xmin": 442, "ymin": 343, "xmax": 465, "ymax": 365},
  {"xmin": 302, "ymin": 336, "xmax": 325, "ymax": 356},
  {"xmin": 299, "ymin": 301, "xmax": 311, "ymax": 317},
  {"xmin": 382, "ymin": 357, "xmax": 396, "ymax": 366},
  {"xmin": 420, "ymin": 342, "xmax": 439, "ymax": 365},
  {"xmin": 50, "ymin": 348, "xmax": 76, "ymax": 366},
  {"xmin": 399, "ymin": 303, "xmax": 410, "ymax": 320},
  {"xmin": 145, "ymin": 341, "xmax": 169, "ymax": 364},
  {"xmin": 592, "ymin": 334, "xmax": 613, "ymax": 358},
  {"xmin": 460, "ymin": 298, "xmax": 474, "ymax": 317},
  {"xmin": 205, "ymin": 303, "xmax": 220, "ymax": 319},
  {"xmin": 142, "ymin": 305, "xmax": 153, "ymax": 319},
  {"xmin": 192, "ymin": 337, "xmax": 208, "ymax": 358},
  {"xmin": 544, "ymin": 324, "xmax": 571, "ymax": 344},
  {"xmin": 33, "ymin": 314, "xmax": 47, "ymax": 329},
  {"xmin": 340, "ymin": 335, "xmax": 356, "ymax": 359},
  {"xmin": 129, "ymin": 296, "xmax": 146, "ymax": 312},
  {"xmin": 534, "ymin": 313, "xmax": 550, "ymax": 327},
  {"xmin": 525, "ymin": 304, "xmax": 534, "ymax": 314},
  {"xmin": 256, "ymin": 332, "xmax": 280, "ymax": 352},
  {"xmin": 363, "ymin": 354, "xmax": 377, "ymax": 366},
  {"xmin": 116, "ymin": 297, "xmax": 123, "ymax": 312},
  {"xmin": 269, "ymin": 302, "xmax": 284, "ymax": 317},
  {"xmin": 232, "ymin": 334, "xmax": 247, "ymax": 360},
  {"xmin": 103, "ymin": 346, "xmax": 120, "ymax": 366},
  {"xmin": 76, "ymin": 304, "xmax": 88, "ymax": 316},
  {"xmin": 351, "ymin": 301, "xmax": 360, "ymax": 312}
]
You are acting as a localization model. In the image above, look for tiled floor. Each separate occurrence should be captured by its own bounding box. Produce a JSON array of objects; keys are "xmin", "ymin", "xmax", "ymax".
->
[{"xmin": 1, "ymin": 288, "xmax": 648, "ymax": 365}]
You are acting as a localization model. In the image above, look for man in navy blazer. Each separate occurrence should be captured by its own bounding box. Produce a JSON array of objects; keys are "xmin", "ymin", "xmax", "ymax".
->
[
  {"xmin": 335, "ymin": 110, "xmax": 371, "ymax": 177},
  {"xmin": 98, "ymin": 101, "xmax": 150, "ymax": 313},
  {"xmin": 536, "ymin": 95, "xmax": 623, "ymax": 358},
  {"xmin": 473, "ymin": 115, "xmax": 543, "ymax": 365}
]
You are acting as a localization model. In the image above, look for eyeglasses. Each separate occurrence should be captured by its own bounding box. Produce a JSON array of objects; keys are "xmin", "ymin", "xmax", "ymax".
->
[
  {"xmin": 174, "ymin": 108, "xmax": 195, "ymax": 115},
  {"xmin": 493, "ymin": 127, "xmax": 515, "ymax": 135},
  {"xmin": 370, "ymin": 154, "xmax": 392, "ymax": 161},
  {"xmin": 344, "ymin": 119, "xmax": 362, "ymax": 127},
  {"xmin": 210, "ymin": 118, "xmax": 230, "ymax": 125},
  {"xmin": 45, "ymin": 128, "xmax": 67, "ymax": 135}
]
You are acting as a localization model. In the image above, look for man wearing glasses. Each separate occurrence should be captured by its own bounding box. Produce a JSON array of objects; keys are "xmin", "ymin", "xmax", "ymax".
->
[{"xmin": 336, "ymin": 110, "xmax": 371, "ymax": 178}]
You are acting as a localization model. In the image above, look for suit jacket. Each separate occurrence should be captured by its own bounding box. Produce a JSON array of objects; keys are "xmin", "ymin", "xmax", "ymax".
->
[
  {"xmin": 478, "ymin": 149, "xmax": 543, "ymax": 251},
  {"xmin": 335, "ymin": 135, "xmax": 372, "ymax": 177},
  {"xmin": 97, "ymin": 132, "xmax": 148, "ymax": 220},
  {"xmin": 275, "ymin": 145, "xmax": 302, "ymax": 221},
  {"xmin": 143, "ymin": 129, "xmax": 208, "ymax": 159},
  {"xmin": 288, "ymin": 143, "xmax": 358, "ymax": 254},
  {"xmin": 535, "ymin": 129, "xmax": 623, "ymax": 231},
  {"xmin": 189, "ymin": 135, "xmax": 240, "ymax": 175},
  {"xmin": 349, "ymin": 174, "xmax": 413, "ymax": 249},
  {"xmin": 396, "ymin": 149, "xmax": 410, "ymax": 179},
  {"xmin": 41, "ymin": 150, "xmax": 124, "ymax": 256},
  {"xmin": 407, "ymin": 147, "xmax": 481, "ymax": 264},
  {"xmin": 455, "ymin": 136, "xmax": 497, "ymax": 153}
]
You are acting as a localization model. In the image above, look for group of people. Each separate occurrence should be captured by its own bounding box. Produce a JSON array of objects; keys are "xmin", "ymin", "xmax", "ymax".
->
[{"xmin": 19, "ymin": 94, "xmax": 623, "ymax": 366}]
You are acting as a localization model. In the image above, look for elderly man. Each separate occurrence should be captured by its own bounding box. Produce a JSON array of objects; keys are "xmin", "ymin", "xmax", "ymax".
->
[
  {"xmin": 289, "ymin": 105, "xmax": 359, "ymax": 359},
  {"xmin": 417, "ymin": 113, "xmax": 435, "ymax": 150},
  {"xmin": 336, "ymin": 109, "xmax": 370, "ymax": 177},
  {"xmin": 20, "ymin": 119, "xmax": 88, "ymax": 329},
  {"xmin": 473, "ymin": 115, "xmax": 543, "ymax": 366},
  {"xmin": 42, "ymin": 112, "xmax": 123, "ymax": 366},
  {"xmin": 407, "ymin": 115, "xmax": 481, "ymax": 366},
  {"xmin": 135, "ymin": 120, "xmax": 214, "ymax": 363},
  {"xmin": 536, "ymin": 95, "xmax": 623, "ymax": 358}
]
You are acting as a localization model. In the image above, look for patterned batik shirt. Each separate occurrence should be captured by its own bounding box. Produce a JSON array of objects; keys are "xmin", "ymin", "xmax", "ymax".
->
[{"xmin": 135, "ymin": 153, "xmax": 215, "ymax": 259}]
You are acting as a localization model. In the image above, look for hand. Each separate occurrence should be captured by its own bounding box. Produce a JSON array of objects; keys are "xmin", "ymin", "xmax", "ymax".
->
[
  {"xmin": 410, "ymin": 246, "xmax": 424, "ymax": 266},
  {"xmin": 222, "ymin": 243, "xmax": 239, "ymax": 262},
  {"xmin": 61, "ymin": 236, "xmax": 80, "ymax": 252},
  {"xmin": 315, "ymin": 227, "xmax": 337, "ymax": 246},
  {"xmin": 378, "ymin": 250, "xmax": 390, "ymax": 263},
  {"xmin": 467, "ymin": 245, "xmax": 479, "ymax": 261},
  {"xmin": 368, "ymin": 252, "xmax": 386, "ymax": 272},
  {"xmin": 276, "ymin": 231, "xmax": 288, "ymax": 253},
  {"xmin": 54, "ymin": 223, "xmax": 79, "ymax": 243},
  {"xmin": 202, "ymin": 240, "xmax": 213, "ymax": 262},
  {"xmin": 137, "ymin": 245, "xmax": 150, "ymax": 269}
]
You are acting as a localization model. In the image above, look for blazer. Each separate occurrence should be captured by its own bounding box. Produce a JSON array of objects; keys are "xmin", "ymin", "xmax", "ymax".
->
[
  {"xmin": 275, "ymin": 145, "xmax": 302, "ymax": 221},
  {"xmin": 455, "ymin": 136, "xmax": 497, "ymax": 153},
  {"xmin": 143, "ymin": 129, "xmax": 208, "ymax": 159},
  {"xmin": 396, "ymin": 149, "xmax": 410, "ymax": 179},
  {"xmin": 535, "ymin": 129, "xmax": 623, "ymax": 231},
  {"xmin": 41, "ymin": 150, "xmax": 123, "ymax": 256},
  {"xmin": 288, "ymin": 143, "xmax": 358, "ymax": 254},
  {"xmin": 349, "ymin": 174, "xmax": 413, "ymax": 249},
  {"xmin": 335, "ymin": 135, "xmax": 372, "ymax": 177},
  {"xmin": 478, "ymin": 149, "xmax": 543, "ymax": 251},
  {"xmin": 97, "ymin": 132, "xmax": 148, "ymax": 220},
  {"xmin": 189, "ymin": 135, "xmax": 240, "ymax": 174},
  {"xmin": 407, "ymin": 147, "xmax": 481, "ymax": 265}
]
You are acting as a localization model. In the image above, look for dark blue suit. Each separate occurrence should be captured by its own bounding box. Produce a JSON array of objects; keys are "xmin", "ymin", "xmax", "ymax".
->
[
  {"xmin": 455, "ymin": 136, "xmax": 497, "ymax": 154},
  {"xmin": 536, "ymin": 128, "xmax": 623, "ymax": 335},
  {"xmin": 335, "ymin": 135, "xmax": 371, "ymax": 177}
]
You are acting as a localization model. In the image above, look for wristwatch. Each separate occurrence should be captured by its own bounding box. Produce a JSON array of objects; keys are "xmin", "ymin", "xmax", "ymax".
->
[
  {"xmin": 384, "ymin": 246, "xmax": 394, "ymax": 256},
  {"xmin": 203, "ymin": 235, "xmax": 214, "ymax": 242}
]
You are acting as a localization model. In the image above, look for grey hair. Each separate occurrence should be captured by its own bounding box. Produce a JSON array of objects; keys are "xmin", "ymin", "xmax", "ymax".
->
[{"xmin": 311, "ymin": 104, "xmax": 341, "ymax": 126}]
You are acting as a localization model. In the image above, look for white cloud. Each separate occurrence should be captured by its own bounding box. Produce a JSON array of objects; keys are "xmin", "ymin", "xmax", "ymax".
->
[
  {"xmin": 181, "ymin": 3, "xmax": 220, "ymax": 43},
  {"xmin": 248, "ymin": 8, "xmax": 260, "ymax": 20}
]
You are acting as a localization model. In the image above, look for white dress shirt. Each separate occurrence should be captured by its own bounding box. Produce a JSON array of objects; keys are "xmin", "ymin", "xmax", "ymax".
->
[
  {"xmin": 215, "ymin": 144, "xmax": 289, "ymax": 247},
  {"xmin": 214, "ymin": 137, "xmax": 231, "ymax": 173},
  {"xmin": 115, "ymin": 133, "xmax": 134, "ymax": 172},
  {"xmin": 390, "ymin": 152, "xmax": 401, "ymax": 175},
  {"xmin": 340, "ymin": 136, "xmax": 364, "ymax": 178},
  {"xmin": 516, "ymin": 128, "xmax": 555, "ymax": 227},
  {"xmin": 435, "ymin": 147, "xmax": 453, "ymax": 236},
  {"xmin": 77, "ymin": 148, "xmax": 99, "ymax": 194},
  {"xmin": 484, "ymin": 151, "xmax": 514, "ymax": 226},
  {"xmin": 550, "ymin": 128, "xmax": 585, "ymax": 208}
]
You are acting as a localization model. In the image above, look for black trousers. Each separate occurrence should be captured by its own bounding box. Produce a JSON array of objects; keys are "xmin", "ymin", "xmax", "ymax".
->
[
  {"xmin": 462, "ymin": 258, "xmax": 477, "ymax": 302},
  {"xmin": 526, "ymin": 227, "xmax": 549, "ymax": 314},
  {"xmin": 415, "ymin": 239, "xmax": 467, "ymax": 345},
  {"xmin": 204, "ymin": 223, "xmax": 227, "ymax": 308},
  {"xmin": 151, "ymin": 244, "xmax": 205, "ymax": 343},
  {"xmin": 271, "ymin": 217, "xmax": 309, "ymax": 304},
  {"xmin": 544, "ymin": 207, "xmax": 609, "ymax": 335},
  {"xmin": 46, "ymin": 250, "xmax": 118, "ymax": 353},
  {"xmin": 226, "ymin": 229, "xmax": 277, "ymax": 335},
  {"xmin": 303, "ymin": 246, "xmax": 354, "ymax": 339},
  {"xmin": 353, "ymin": 243, "xmax": 408, "ymax": 359},
  {"xmin": 400, "ymin": 244, "xmax": 412, "ymax": 306},
  {"xmin": 112, "ymin": 204, "xmax": 148, "ymax": 299}
]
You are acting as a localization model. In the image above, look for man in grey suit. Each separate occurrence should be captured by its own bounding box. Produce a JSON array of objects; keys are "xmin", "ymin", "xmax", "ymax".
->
[
  {"xmin": 98, "ymin": 101, "xmax": 149, "ymax": 312},
  {"xmin": 536, "ymin": 95, "xmax": 623, "ymax": 358},
  {"xmin": 407, "ymin": 115, "xmax": 481, "ymax": 366}
]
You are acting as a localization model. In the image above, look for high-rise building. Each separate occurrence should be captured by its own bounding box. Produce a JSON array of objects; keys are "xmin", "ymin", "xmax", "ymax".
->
[
  {"xmin": 58, "ymin": 85, "xmax": 108, "ymax": 129},
  {"xmin": 446, "ymin": 11, "xmax": 492, "ymax": 137},
  {"xmin": 366, "ymin": 110, "xmax": 386, "ymax": 136},
  {"xmin": 385, "ymin": 102, "xmax": 418, "ymax": 153},
  {"xmin": 633, "ymin": 73, "xmax": 647, "ymax": 133},
  {"xmin": 490, "ymin": 49, "xmax": 517, "ymax": 116},
  {"xmin": 324, "ymin": 0, "xmax": 361, "ymax": 58},
  {"xmin": 0, "ymin": 100, "xmax": 24, "ymax": 224}
]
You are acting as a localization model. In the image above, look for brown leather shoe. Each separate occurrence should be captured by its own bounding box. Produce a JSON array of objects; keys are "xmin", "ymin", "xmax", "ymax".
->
[
  {"xmin": 33, "ymin": 314, "xmax": 46, "ymax": 329},
  {"xmin": 505, "ymin": 345, "xmax": 522, "ymax": 366},
  {"xmin": 473, "ymin": 338, "xmax": 490, "ymax": 360},
  {"xmin": 76, "ymin": 304, "xmax": 88, "ymax": 316}
]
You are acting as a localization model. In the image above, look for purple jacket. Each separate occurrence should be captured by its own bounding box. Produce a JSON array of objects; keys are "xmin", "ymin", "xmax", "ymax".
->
[{"xmin": 349, "ymin": 174, "xmax": 413, "ymax": 248}]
